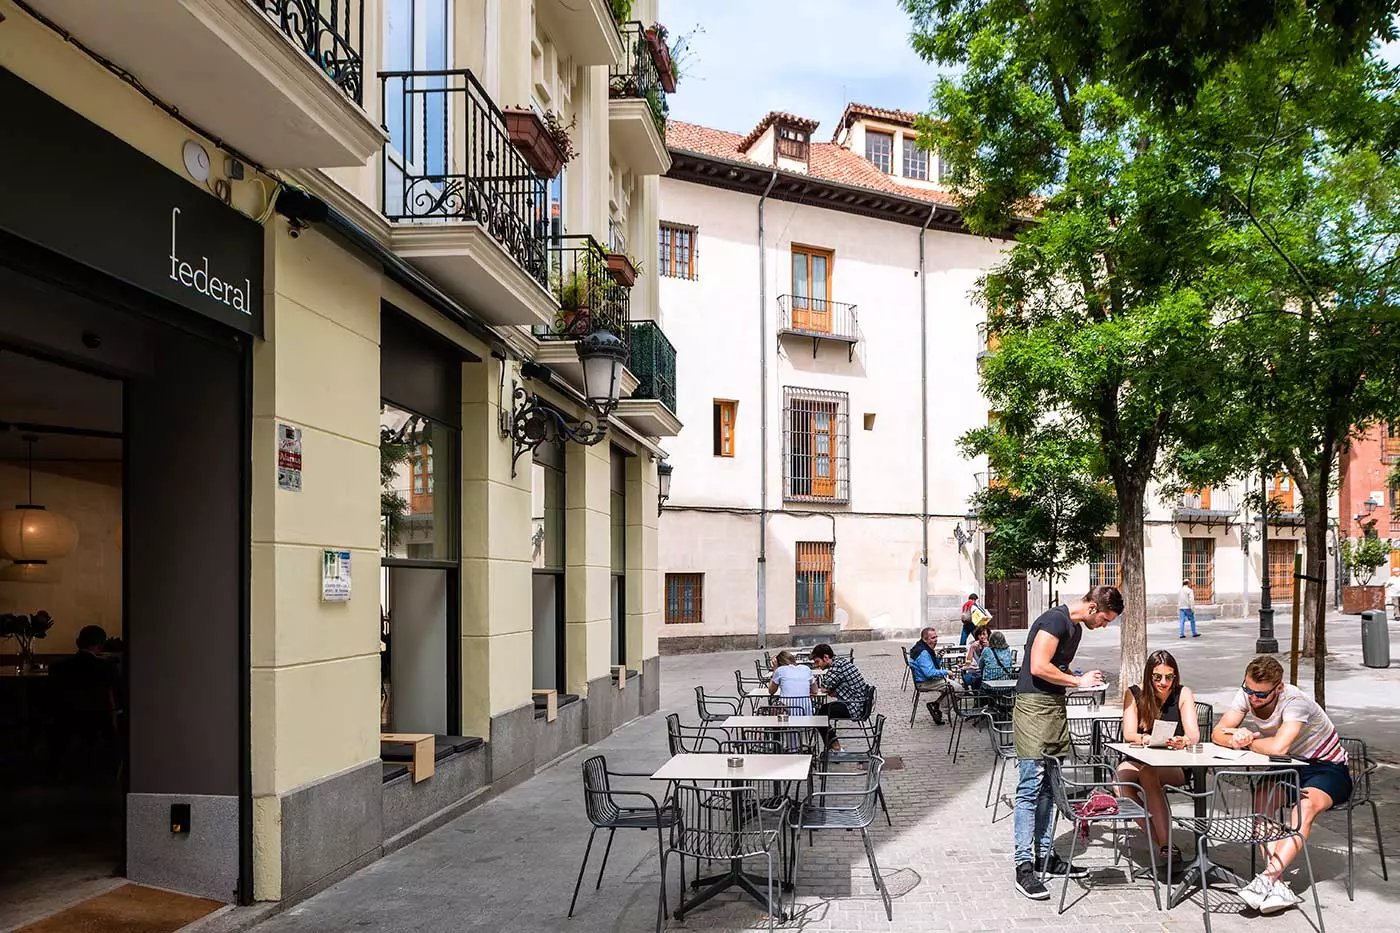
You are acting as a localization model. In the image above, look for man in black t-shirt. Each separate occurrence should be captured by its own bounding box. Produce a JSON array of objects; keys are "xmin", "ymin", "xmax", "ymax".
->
[{"xmin": 1010, "ymin": 586, "xmax": 1122, "ymax": 901}]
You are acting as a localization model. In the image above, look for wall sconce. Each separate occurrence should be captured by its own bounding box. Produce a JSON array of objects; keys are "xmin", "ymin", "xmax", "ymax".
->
[
  {"xmin": 657, "ymin": 461, "xmax": 672, "ymax": 515},
  {"xmin": 508, "ymin": 331, "xmax": 630, "ymax": 477}
]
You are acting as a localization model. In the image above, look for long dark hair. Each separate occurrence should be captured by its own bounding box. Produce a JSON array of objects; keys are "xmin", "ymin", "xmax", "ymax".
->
[{"xmin": 1136, "ymin": 649, "xmax": 1181, "ymax": 730}]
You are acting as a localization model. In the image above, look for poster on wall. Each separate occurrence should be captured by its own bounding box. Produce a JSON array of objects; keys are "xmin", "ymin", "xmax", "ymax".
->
[
  {"xmin": 277, "ymin": 424, "xmax": 302, "ymax": 492},
  {"xmin": 321, "ymin": 549, "xmax": 351, "ymax": 602}
]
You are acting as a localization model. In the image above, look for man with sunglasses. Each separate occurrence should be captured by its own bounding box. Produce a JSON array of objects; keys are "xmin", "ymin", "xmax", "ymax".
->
[
  {"xmin": 1213, "ymin": 655, "xmax": 1351, "ymax": 915},
  {"xmin": 1010, "ymin": 585, "xmax": 1122, "ymax": 901}
]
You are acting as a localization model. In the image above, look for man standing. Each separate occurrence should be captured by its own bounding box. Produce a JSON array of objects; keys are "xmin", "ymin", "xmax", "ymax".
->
[
  {"xmin": 1213, "ymin": 656, "xmax": 1352, "ymax": 915},
  {"xmin": 1012, "ymin": 585, "xmax": 1121, "ymax": 900},
  {"xmin": 959, "ymin": 592, "xmax": 983, "ymax": 645},
  {"xmin": 1178, "ymin": 579, "xmax": 1198, "ymax": 638},
  {"xmin": 810, "ymin": 644, "xmax": 870, "ymax": 750}
]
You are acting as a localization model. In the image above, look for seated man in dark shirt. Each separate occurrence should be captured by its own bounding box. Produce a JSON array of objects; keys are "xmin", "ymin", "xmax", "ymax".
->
[{"xmin": 50, "ymin": 625, "xmax": 120, "ymax": 775}]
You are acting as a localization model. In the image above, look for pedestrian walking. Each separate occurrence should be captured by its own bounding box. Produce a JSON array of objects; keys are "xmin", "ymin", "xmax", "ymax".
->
[{"xmin": 1178, "ymin": 579, "xmax": 1198, "ymax": 638}]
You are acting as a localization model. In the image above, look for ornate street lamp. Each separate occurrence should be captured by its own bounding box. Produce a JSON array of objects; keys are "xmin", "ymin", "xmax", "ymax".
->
[
  {"xmin": 1256, "ymin": 469, "xmax": 1279, "ymax": 654},
  {"xmin": 508, "ymin": 330, "xmax": 630, "ymax": 476},
  {"xmin": 657, "ymin": 460, "xmax": 673, "ymax": 515}
]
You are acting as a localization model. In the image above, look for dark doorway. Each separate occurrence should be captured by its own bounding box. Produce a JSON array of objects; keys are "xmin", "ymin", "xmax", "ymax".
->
[{"xmin": 982, "ymin": 541, "xmax": 1029, "ymax": 631}]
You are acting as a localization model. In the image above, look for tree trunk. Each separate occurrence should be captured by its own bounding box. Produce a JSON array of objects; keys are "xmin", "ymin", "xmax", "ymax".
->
[
  {"xmin": 1305, "ymin": 455, "xmax": 1333, "ymax": 708},
  {"xmin": 1115, "ymin": 488, "xmax": 1148, "ymax": 692}
]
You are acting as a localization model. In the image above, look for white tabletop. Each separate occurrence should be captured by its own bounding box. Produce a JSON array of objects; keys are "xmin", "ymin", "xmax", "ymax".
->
[
  {"xmin": 983, "ymin": 679, "xmax": 1017, "ymax": 690},
  {"xmin": 982, "ymin": 679, "xmax": 1107, "ymax": 694},
  {"xmin": 1107, "ymin": 742, "xmax": 1306, "ymax": 768},
  {"xmin": 651, "ymin": 753, "xmax": 814, "ymax": 783},
  {"xmin": 723, "ymin": 715, "xmax": 829, "ymax": 729},
  {"xmin": 1068, "ymin": 705, "xmax": 1122, "ymax": 721}
]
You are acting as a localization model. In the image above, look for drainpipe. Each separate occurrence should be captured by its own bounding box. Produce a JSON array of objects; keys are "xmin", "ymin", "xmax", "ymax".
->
[
  {"xmin": 757, "ymin": 170, "xmax": 778, "ymax": 648},
  {"xmin": 919, "ymin": 205, "xmax": 935, "ymax": 632}
]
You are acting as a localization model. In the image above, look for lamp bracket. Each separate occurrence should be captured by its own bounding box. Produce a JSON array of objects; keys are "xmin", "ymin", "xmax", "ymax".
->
[{"xmin": 508, "ymin": 386, "xmax": 608, "ymax": 477}]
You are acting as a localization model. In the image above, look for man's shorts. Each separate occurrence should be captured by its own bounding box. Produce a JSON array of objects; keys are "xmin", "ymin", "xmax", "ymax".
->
[{"xmin": 1288, "ymin": 761, "xmax": 1353, "ymax": 808}]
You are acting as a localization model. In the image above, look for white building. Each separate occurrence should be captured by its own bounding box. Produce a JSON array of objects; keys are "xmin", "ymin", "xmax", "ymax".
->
[{"xmin": 656, "ymin": 104, "xmax": 1312, "ymax": 651}]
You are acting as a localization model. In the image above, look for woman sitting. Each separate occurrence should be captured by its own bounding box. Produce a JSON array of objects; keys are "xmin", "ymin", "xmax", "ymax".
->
[
  {"xmin": 962, "ymin": 624, "xmax": 991, "ymax": 687},
  {"xmin": 1116, "ymin": 649, "xmax": 1200, "ymax": 865},
  {"xmin": 977, "ymin": 630, "xmax": 1016, "ymax": 689},
  {"xmin": 767, "ymin": 650, "xmax": 814, "ymax": 715}
]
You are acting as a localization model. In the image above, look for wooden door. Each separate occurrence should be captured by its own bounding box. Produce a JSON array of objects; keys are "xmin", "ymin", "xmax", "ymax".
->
[
  {"xmin": 1267, "ymin": 540, "xmax": 1297, "ymax": 602},
  {"xmin": 791, "ymin": 246, "xmax": 832, "ymax": 333}
]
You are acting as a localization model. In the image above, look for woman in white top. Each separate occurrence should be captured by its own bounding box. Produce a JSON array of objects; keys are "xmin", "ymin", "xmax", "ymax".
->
[{"xmin": 767, "ymin": 650, "xmax": 814, "ymax": 715}]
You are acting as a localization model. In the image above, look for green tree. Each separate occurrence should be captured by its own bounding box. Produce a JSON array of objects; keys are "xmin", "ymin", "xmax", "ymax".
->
[
  {"xmin": 902, "ymin": 0, "xmax": 1228, "ymax": 689},
  {"xmin": 960, "ymin": 425, "xmax": 1118, "ymax": 603}
]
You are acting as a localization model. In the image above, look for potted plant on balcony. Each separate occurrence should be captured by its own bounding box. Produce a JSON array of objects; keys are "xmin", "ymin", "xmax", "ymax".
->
[
  {"xmin": 605, "ymin": 251, "xmax": 641, "ymax": 287},
  {"xmin": 610, "ymin": 0, "xmax": 633, "ymax": 24},
  {"xmin": 503, "ymin": 108, "xmax": 576, "ymax": 180},
  {"xmin": 1341, "ymin": 533, "xmax": 1392, "ymax": 613},
  {"xmin": 644, "ymin": 24, "xmax": 677, "ymax": 93}
]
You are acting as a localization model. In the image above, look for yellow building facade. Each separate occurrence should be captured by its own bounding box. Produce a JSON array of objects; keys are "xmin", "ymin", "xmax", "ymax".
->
[{"xmin": 0, "ymin": 0, "xmax": 678, "ymax": 909}]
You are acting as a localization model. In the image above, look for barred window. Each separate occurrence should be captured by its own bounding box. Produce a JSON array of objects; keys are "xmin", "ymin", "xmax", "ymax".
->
[
  {"xmin": 1267, "ymin": 540, "xmax": 1296, "ymax": 602},
  {"xmin": 795, "ymin": 542, "xmax": 834, "ymax": 623},
  {"xmin": 783, "ymin": 387, "xmax": 850, "ymax": 502},
  {"xmin": 865, "ymin": 130, "xmax": 892, "ymax": 173},
  {"xmin": 902, "ymin": 137, "xmax": 928, "ymax": 180},
  {"xmin": 658, "ymin": 222, "xmax": 696, "ymax": 279},
  {"xmin": 1089, "ymin": 537, "xmax": 1121, "ymax": 588},
  {"xmin": 665, "ymin": 573, "xmax": 703, "ymax": 623},
  {"xmin": 1182, "ymin": 538, "xmax": 1214, "ymax": 602}
]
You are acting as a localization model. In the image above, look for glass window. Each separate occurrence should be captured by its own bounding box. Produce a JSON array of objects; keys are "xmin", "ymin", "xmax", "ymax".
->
[
  {"xmin": 659, "ymin": 223, "xmax": 695, "ymax": 278},
  {"xmin": 380, "ymin": 403, "xmax": 458, "ymax": 561},
  {"xmin": 665, "ymin": 574, "xmax": 704, "ymax": 623},
  {"xmin": 610, "ymin": 448, "xmax": 627, "ymax": 667},
  {"xmin": 1089, "ymin": 537, "xmax": 1120, "ymax": 587},
  {"xmin": 902, "ymin": 137, "xmax": 928, "ymax": 180},
  {"xmin": 795, "ymin": 542, "xmax": 834, "ymax": 623},
  {"xmin": 713, "ymin": 400, "xmax": 736, "ymax": 457},
  {"xmin": 865, "ymin": 131, "xmax": 893, "ymax": 173},
  {"xmin": 1182, "ymin": 538, "xmax": 1214, "ymax": 602}
]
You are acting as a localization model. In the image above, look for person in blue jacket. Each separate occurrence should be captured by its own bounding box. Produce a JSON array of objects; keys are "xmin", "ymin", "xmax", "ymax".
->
[{"xmin": 908, "ymin": 627, "xmax": 952, "ymax": 723}]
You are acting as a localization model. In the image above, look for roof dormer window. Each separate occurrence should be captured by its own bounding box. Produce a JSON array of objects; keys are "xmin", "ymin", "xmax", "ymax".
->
[{"xmin": 776, "ymin": 123, "xmax": 810, "ymax": 162}]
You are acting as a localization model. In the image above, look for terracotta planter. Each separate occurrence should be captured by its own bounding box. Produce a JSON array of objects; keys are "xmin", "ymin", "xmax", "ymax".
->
[
  {"xmin": 503, "ymin": 108, "xmax": 565, "ymax": 179},
  {"xmin": 605, "ymin": 253, "xmax": 637, "ymax": 286},
  {"xmin": 645, "ymin": 29, "xmax": 677, "ymax": 93},
  {"xmin": 1342, "ymin": 585, "xmax": 1387, "ymax": 614}
]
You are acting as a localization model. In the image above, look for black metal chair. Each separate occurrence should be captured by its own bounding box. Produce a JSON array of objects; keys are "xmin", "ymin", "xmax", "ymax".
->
[
  {"xmin": 666, "ymin": 713, "xmax": 724, "ymax": 755},
  {"xmin": 660, "ymin": 783, "xmax": 788, "ymax": 932},
  {"xmin": 1194, "ymin": 700, "xmax": 1214, "ymax": 736},
  {"xmin": 908, "ymin": 667, "xmax": 951, "ymax": 727},
  {"xmin": 826, "ymin": 713, "xmax": 891, "ymax": 826},
  {"xmin": 694, "ymin": 686, "xmax": 739, "ymax": 736},
  {"xmin": 986, "ymin": 717, "xmax": 1017, "ymax": 822},
  {"xmin": 1090, "ymin": 717, "xmax": 1124, "ymax": 768},
  {"xmin": 1337, "ymin": 736, "xmax": 1388, "ymax": 900},
  {"xmin": 788, "ymin": 756, "xmax": 892, "ymax": 920},
  {"xmin": 1066, "ymin": 693, "xmax": 1096, "ymax": 707},
  {"xmin": 1166, "ymin": 768, "xmax": 1325, "ymax": 933},
  {"xmin": 899, "ymin": 645, "xmax": 911, "ymax": 692},
  {"xmin": 1043, "ymin": 756, "xmax": 1160, "ymax": 914},
  {"xmin": 569, "ymin": 755, "xmax": 678, "ymax": 918},
  {"xmin": 946, "ymin": 687, "xmax": 990, "ymax": 762}
]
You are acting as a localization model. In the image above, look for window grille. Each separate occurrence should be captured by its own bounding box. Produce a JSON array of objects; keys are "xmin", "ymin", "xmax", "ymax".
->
[
  {"xmin": 1267, "ymin": 540, "xmax": 1297, "ymax": 602},
  {"xmin": 1182, "ymin": 538, "xmax": 1215, "ymax": 602},
  {"xmin": 782, "ymin": 387, "xmax": 850, "ymax": 502},
  {"xmin": 1089, "ymin": 537, "xmax": 1121, "ymax": 587},
  {"xmin": 795, "ymin": 542, "xmax": 834, "ymax": 623},
  {"xmin": 665, "ymin": 573, "xmax": 704, "ymax": 623},
  {"xmin": 658, "ymin": 222, "xmax": 696, "ymax": 279}
]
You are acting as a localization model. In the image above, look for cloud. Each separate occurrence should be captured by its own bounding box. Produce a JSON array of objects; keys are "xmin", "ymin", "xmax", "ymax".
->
[{"xmin": 664, "ymin": 0, "xmax": 939, "ymax": 134}]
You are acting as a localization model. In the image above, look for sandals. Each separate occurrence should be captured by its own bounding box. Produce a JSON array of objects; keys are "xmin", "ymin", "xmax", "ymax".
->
[{"xmin": 1159, "ymin": 844, "xmax": 1183, "ymax": 866}]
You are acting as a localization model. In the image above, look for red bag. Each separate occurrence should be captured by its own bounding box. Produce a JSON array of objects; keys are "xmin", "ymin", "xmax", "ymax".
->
[{"xmin": 1072, "ymin": 790, "xmax": 1118, "ymax": 841}]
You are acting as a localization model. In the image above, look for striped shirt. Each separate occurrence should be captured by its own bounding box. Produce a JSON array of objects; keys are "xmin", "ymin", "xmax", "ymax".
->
[{"xmin": 1228, "ymin": 684, "xmax": 1347, "ymax": 764}]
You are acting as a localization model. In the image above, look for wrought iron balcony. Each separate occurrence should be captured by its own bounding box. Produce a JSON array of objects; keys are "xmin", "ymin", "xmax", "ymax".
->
[
  {"xmin": 777, "ymin": 295, "xmax": 860, "ymax": 359},
  {"xmin": 609, "ymin": 21, "xmax": 669, "ymax": 132},
  {"xmin": 627, "ymin": 321, "xmax": 677, "ymax": 414},
  {"xmin": 538, "ymin": 235, "xmax": 630, "ymax": 342},
  {"xmin": 255, "ymin": 0, "xmax": 365, "ymax": 104},
  {"xmin": 380, "ymin": 69, "xmax": 547, "ymax": 288}
]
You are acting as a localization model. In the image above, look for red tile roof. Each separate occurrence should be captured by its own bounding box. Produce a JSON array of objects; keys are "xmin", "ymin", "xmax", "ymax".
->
[
  {"xmin": 834, "ymin": 102, "xmax": 919, "ymax": 135},
  {"xmin": 736, "ymin": 110, "xmax": 821, "ymax": 152},
  {"xmin": 666, "ymin": 119, "xmax": 959, "ymax": 208}
]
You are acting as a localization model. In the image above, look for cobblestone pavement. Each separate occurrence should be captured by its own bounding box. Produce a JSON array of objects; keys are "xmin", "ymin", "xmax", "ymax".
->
[{"xmin": 240, "ymin": 615, "xmax": 1399, "ymax": 933}]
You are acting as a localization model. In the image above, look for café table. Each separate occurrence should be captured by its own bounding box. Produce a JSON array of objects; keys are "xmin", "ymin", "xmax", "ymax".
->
[
  {"xmin": 743, "ymin": 686, "xmax": 828, "ymax": 711},
  {"xmin": 1067, "ymin": 704, "xmax": 1121, "ymax": 721},
  {"xmin": 651, "ymin": 752, "xmax": 813, "ymax": 918},
  {"xmin": 722, "ymin": 715, "xmax": 829, "ymax": 730},
  {"xmin": 983, "ymin": 679, "xmax": 1108, "ymax": 695},
  {"xmin": 1106, "ymin": 741, "xmax": 1307, "ymax": 907}
]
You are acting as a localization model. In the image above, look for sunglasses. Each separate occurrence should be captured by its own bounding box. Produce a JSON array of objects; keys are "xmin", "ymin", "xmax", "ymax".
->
[
  {"xmin": 1150, "ymin": 672, "xmax": 1176, "ymax": 683},
  {"xmin": 1240, "ymin": 681, "xmax": 1278, "ymax": 699}
]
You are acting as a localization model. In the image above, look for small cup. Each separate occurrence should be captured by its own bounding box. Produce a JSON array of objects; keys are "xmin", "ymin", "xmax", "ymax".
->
[{"xmin": 727, "ymin": 755, "xmax": 744, "ymax": 769}]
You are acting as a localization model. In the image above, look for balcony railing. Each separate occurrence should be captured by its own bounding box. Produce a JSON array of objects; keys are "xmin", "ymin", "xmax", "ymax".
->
[
  {"xmin": 380, "ymin": 69, "xmax": 547, "ymax": 288},
  {"xmin": 256, "ymin": 0, "xmax": 365, "ymax": 104},
  {"xmin": 609, "ymin": 22, "xmax": 669, "ymax": 132},
  {"xmin": 627, "ymin": 321, "xmax": 677, "ymax": 413},
  {"xmin": 777, "ymin": 295, "xmax": 860, "ymax": 342},
  {"xmin": 538, "ymin": 235, "xmax": 629, "ymax": 341}
]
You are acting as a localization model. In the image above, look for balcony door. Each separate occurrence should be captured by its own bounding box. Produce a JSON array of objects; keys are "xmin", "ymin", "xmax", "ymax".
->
[
  {"xmin": 383, "ymin": 0, "xmax": 449, "ymax": 215},
  {"xmin": 791, "ymin": 245, "xmax": 832, "ymax": 333}
]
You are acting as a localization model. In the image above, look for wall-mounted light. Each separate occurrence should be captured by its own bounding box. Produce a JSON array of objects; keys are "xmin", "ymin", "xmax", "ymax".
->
[
  {"xmin": 507, "ymin": 330, "xmax": 630, "ymax": 476},
  {"xmin": 657, "ymin": 461, "xmax": 673, "ymax": 515}
]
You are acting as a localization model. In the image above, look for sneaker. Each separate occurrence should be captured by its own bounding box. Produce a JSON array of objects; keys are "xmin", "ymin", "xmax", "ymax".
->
[
  {"xmin": 1237, "ymin": 874, "xmax": 1272, "ymax": 912},
  {"xmin": 1015, "ymin": 862, "xmax": 1050, "ymax": 900},
  {"xmin": 1179, "ymin": 634, "xmax": 1187, "ymax": 639},
  {"xmin": 1258, "ymin": 880, "xmax": 1303, "ymax": 915},
  {"xmin": 926, "ymin": 701, "xmax": 944, "ymax": 725},
  {"xmin": 1192, "ymin": 633, "xmax": 1201, "ymax": 638},
  {"xmin": 1042, "ymin": 853, "xmax": 1088, "ymax": 878}
]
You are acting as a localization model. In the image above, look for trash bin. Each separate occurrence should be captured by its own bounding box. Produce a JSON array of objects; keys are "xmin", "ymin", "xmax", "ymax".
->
[{"xmin": 1361, "ymin": 610, "xmax": 1391, "ymax": 669}]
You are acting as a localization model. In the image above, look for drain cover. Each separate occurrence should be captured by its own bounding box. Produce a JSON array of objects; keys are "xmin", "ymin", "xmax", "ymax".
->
[{"xmin": 883, "ymin": 756, "xmax": 904, "ymax": 770}]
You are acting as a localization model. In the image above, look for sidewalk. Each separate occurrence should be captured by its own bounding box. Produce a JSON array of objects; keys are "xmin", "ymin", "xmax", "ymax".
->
[{"xmin": 228, "ymin": 616, "xmax": 1399, "ymax": 932}]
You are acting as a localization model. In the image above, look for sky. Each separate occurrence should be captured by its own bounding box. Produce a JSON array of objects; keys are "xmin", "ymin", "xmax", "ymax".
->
[{"xmin": 662, "ymin": 0, "xmax": 943, "ymax": 135}]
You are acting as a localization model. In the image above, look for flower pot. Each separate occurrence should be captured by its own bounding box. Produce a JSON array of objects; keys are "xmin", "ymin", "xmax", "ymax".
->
[
  {"xmin": 557, "ymin": 306, "xmax": 591, "ymax": 337},
  {"xmin": 645, "ymin": 30, "xmax": 677, "ymax": 93},
  {"xmin": 605, "ymin": 252, "xmax": 637, "ymax": 287},
  {"xmin": 503, "ymin": 108, "xmax": 565, "ymax": 180},
  {"xmin": 1342, "ymin": 584, "xmax": 1386, "ymax": 614}
]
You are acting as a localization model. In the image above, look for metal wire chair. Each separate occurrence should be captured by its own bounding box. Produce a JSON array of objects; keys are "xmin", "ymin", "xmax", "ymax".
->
[
  {"xmin": 569, "ymin": 755, "xmax": 678, "ymax": 919},
  {"xmin": 946, "ymin": 687, "xmax": 990, "ymax": 762},
  {"xmin": 899, "ymin": 645, "xmax": 911, "ymax": 692},
  {"xmin": 695, "ymin": 686, "xmax": 740, "ymax": 736},
  {"xmin": 736, "ymin": 668, "xmax": 767, "ymax": 698},
  {"xmin": 1043, "ymin": 756, "xmax": 1160, "ymax": 914},
  {"xmin": 660, "ymin": 783, "xmax": 788, "ymax": 932},
  {"xmin": 986, "ymin": 717, "xmax": 1018, "ymax": 822},
  {"xmin": 1337, "ymin": 737, "xmax": 1388, "ymax": 900},
  {"xmin": 1090, "ymin": 717, "xmax": 1124, "ymax": 768},
  {"xmin": 666, "ymin": 713, "xmax": 725, "ymax": 755},
  {"xmin": 825, "ymin": 713, "xmax": 891, "ymax": 827},
  {"xmin": 1166, "ymin": 768, "xmax": 1324, "ymax": 933},
  {"xmin": 787, "ymin": 756, "xmax": 891, "ymax": 920}
]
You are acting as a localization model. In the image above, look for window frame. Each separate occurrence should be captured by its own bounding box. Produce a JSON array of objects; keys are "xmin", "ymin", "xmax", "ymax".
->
[
  {"xmin": 782, "ymin": 387, "xmax": 850, "ymax": 503},
  {"xmin": 713, "ymin": 399, "xmax": 737, "ymax": 458},
  {"xmin": 795, "ymin": 541, "xmax": 835, "ymax": 624},
  {"xmin": 776, "ymin": 123, "xmax": 810, "ymax": 161},
  {"xmin": 658, "ymin": 222, "xmax": 697, "ymax": 279},
  {"xmin": 665, "ymin": 573, "xmax": 704, "ymax": 624},
  {"xmin": 1088, "ymin": 537, "xmax": 1121, "ymax": 588},
  {"xmin": 1267, "ymin": 539, "xmax": 1297, "ymax": 602},
  {"xmin": 790, "ymin": 244, "xmax": 835, "ymax": 333},
  {"xmin": 1181, "ymin": 538, "xmax": 1215, "ymax": 603},
  {"xmin": 902, "ymin": 136, "xmax": 928, "ymax": 180},
  {"xmin": 864, "ymin": 130, "xmax": 893, "ymax": 174}
]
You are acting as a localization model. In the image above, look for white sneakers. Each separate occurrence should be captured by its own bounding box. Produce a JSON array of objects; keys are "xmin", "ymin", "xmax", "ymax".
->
[{"xmin": 1238, "ymin": 874, "xmax": 1303, "ymax": 914}]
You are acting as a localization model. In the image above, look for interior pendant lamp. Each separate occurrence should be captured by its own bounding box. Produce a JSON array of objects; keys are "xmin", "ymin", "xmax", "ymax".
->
[{"xmin": 0, "ymin": 435, "xmax": 79, "ymax": 574}]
